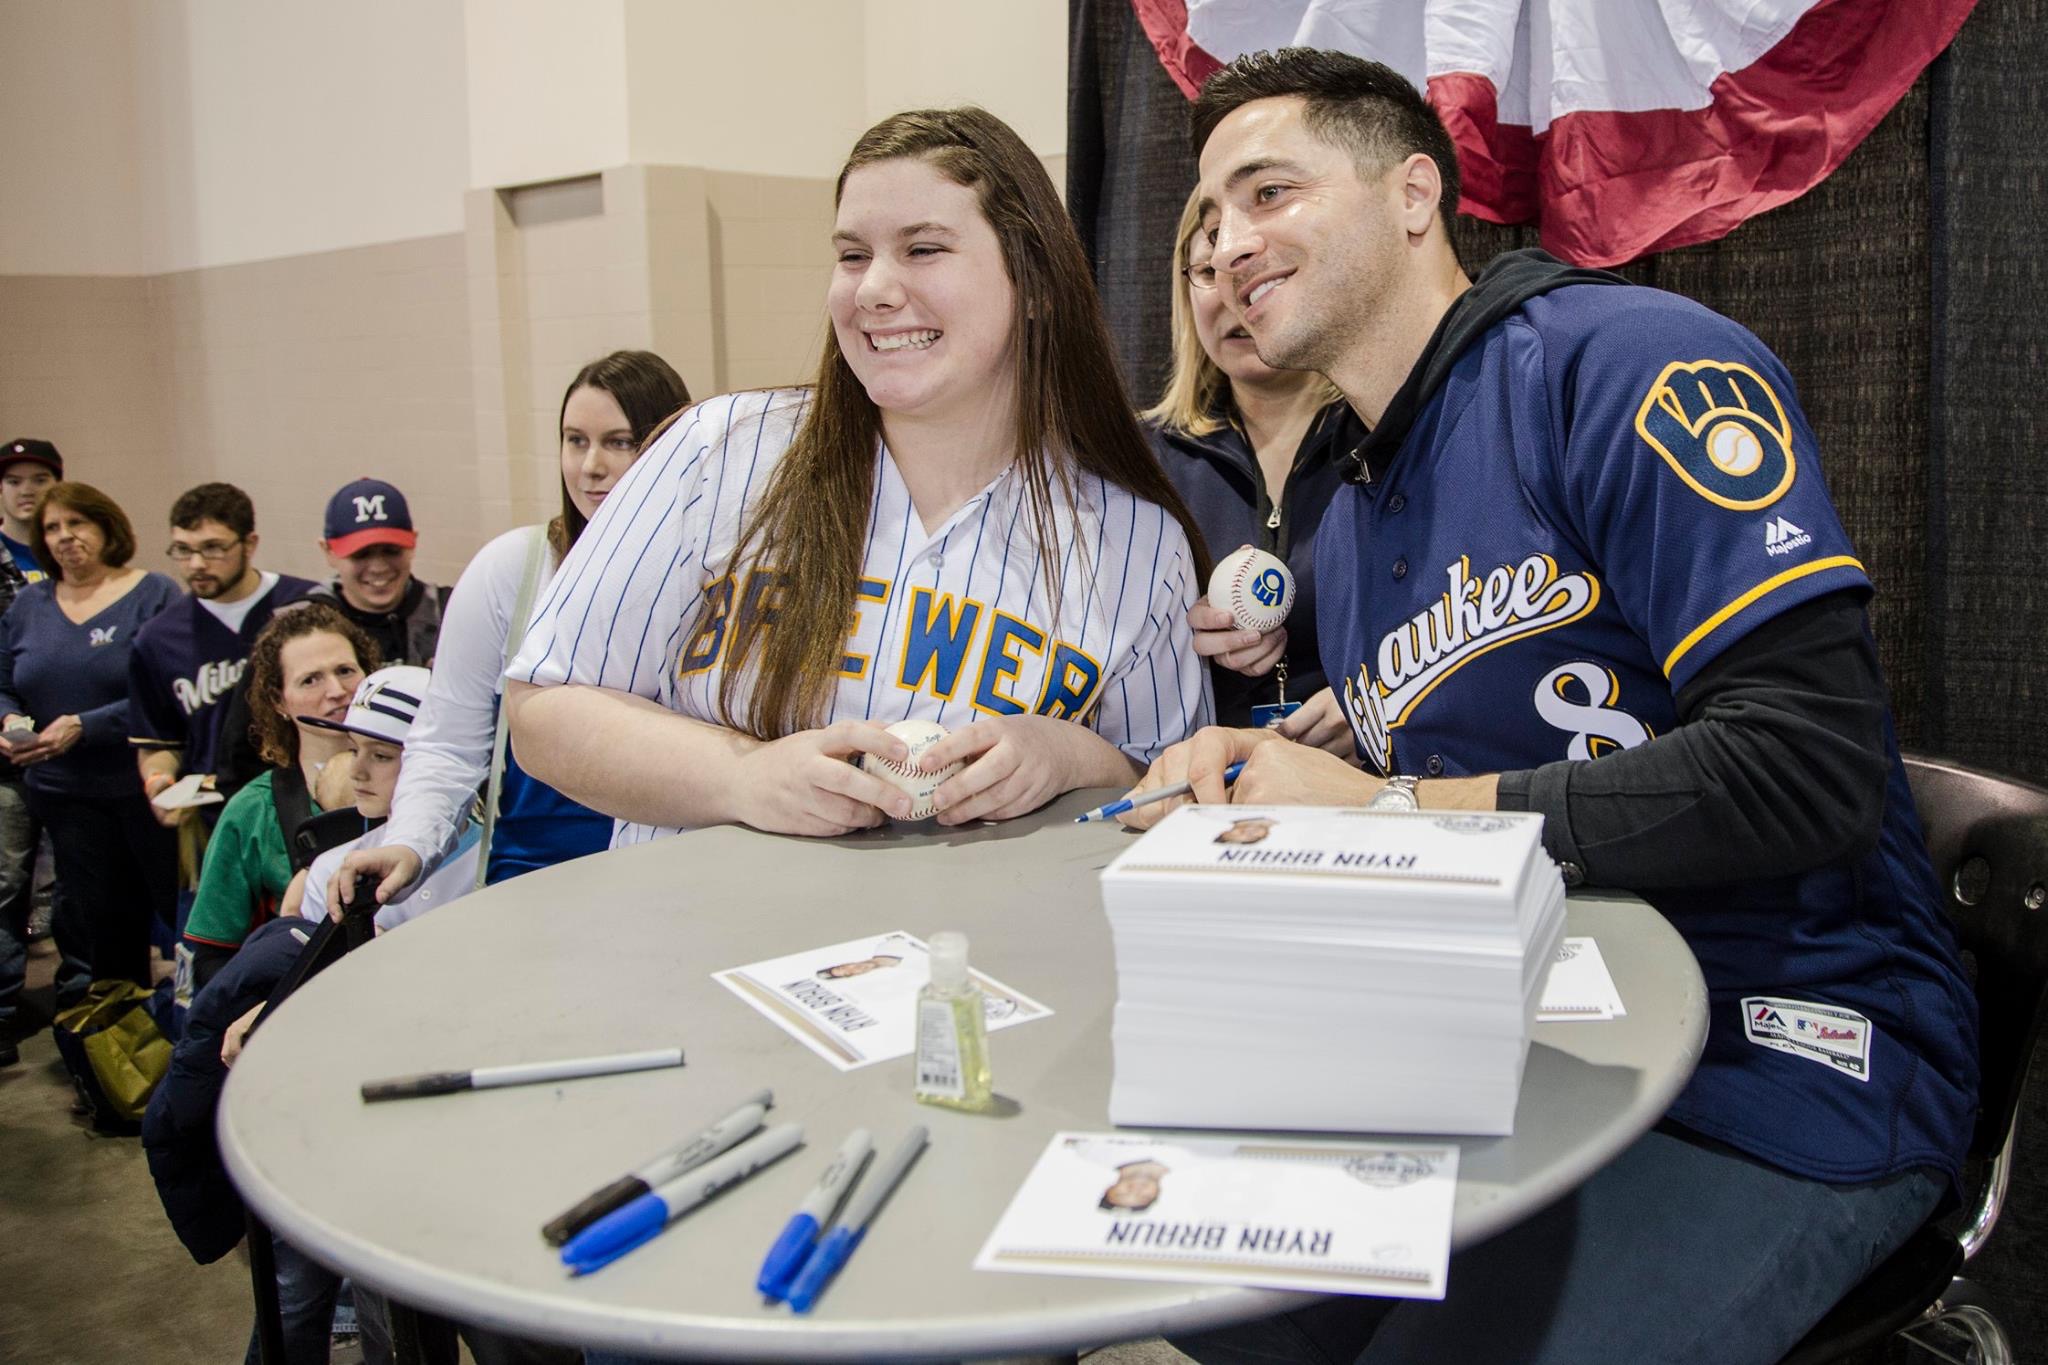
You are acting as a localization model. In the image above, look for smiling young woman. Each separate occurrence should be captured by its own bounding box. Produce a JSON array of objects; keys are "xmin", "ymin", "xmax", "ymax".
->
[{"xmin": 505, "ymin": 107, "xmax": 1215, "ymax": 845}]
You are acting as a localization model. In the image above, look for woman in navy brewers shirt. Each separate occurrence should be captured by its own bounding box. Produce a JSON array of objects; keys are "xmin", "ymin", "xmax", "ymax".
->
[{"xmin": 0, "ymin": 482, "xmax": 179, "ymax": 992}]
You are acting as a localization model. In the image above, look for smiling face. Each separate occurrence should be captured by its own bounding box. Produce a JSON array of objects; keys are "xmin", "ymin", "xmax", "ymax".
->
[
  {"xmin": 1185, "ymin": 232, "xmax": 1286, "ymax": 390},
  {"xmin": 828, "ymin": 157, "xmax": 1018, "ymax": 430},
  {"xmin": 559, "ymin": 384, "xmax": 642, "ymax": 521},
  {"xmin": 41, "ymin": 503, "xmax": 106, "ymax": 579},
  {"xmin": 275, "ymin": 631, "xmax": 364, "ymax": 737},
  {"xmin": 344, "ymin": 734, "xmax": 404, "ymax": 818},
  {"xmin": 1197, "ymin": 97, "xmax": 1407, "ymax": 375},
  {"xmin": 325, "ymin": 542, "xmax": 413, "ymax": 613}
]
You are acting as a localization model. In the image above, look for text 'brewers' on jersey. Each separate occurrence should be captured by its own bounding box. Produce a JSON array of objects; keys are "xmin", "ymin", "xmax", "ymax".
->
[{"xmin": 510, "ymin": 389, "xmax": 1212, "ymax": 844}]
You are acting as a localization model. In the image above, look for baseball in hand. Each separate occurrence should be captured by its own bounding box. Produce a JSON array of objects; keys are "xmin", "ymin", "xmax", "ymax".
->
[
  {"xmin": 858, "ymin": 719, "xmax": 963, "ymax": 821},
  {"xmin": 1207, "ymin": 546, "xmax": 1295, "ymax": 633}
]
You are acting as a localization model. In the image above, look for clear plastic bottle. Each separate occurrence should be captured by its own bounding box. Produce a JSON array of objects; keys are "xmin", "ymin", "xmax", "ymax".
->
[{"xmin": 914, "ymin": 932, "xmax": 995, "ymax": 1111}]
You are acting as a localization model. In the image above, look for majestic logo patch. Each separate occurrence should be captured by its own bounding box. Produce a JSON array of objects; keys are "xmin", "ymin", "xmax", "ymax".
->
[
  {"xmin": 1340, "ymin": 554, "xmax": 1600, "ymax": 772},
  {"xmin": 1763, "ymin": 515, "xmax": 1811, "ymax": 558},
  {"xmin": 1742, "ymin": 995, "xmax": 1872, "ymax": 1083},
  {"xmin": 1636, "ymin": 360, "xmax": 1797, "ymax": 511}
]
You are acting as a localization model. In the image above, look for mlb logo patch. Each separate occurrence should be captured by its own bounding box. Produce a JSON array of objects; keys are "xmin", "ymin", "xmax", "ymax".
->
[{"xmin": 1741, "ymin": 995, "xmax": 1872, "ymax": 1082}]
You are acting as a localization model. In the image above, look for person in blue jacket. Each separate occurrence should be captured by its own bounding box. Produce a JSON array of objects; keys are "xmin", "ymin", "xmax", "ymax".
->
[
  {"xmin": 1128, "ymin": 48, "xmax": 1978, "ymax": 1365},
  {"xmin": 0, "ymin": 482, "xmax": 179, "ymax": 1003},
  {"xmin": 1143, "ymin": 186, "xmax": 1359, "ymax": 746}
]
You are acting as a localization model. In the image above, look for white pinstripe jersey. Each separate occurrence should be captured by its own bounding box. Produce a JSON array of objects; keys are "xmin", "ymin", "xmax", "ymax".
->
[{"xmin": 509, "ymin": 388, "xmax": 1212, "ymax": 846}]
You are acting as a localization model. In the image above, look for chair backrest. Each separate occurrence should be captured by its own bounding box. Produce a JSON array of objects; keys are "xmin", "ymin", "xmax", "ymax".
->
[{"xmin": 1903, "ymin": 753, "xmax": 2048, "ymax": 1158}]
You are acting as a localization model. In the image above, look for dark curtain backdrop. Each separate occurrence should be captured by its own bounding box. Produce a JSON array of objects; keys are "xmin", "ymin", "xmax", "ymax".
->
[{"xmin": 1069, "ymin": 0, "xmax": 2048, "ymax": 1355}]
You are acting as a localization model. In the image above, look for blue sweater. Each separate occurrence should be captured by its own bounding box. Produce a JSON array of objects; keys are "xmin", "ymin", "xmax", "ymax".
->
[{"xmin": 0, "ymin": 572, "xmax": 181, "ymax": 796}]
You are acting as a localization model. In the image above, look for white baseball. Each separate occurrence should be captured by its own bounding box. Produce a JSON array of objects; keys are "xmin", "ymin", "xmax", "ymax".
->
[
  {"xmin": 858, "ymin": 719, "xmax": 963, "ymax": 820},
  {"xmin": 1207, "ymin": 546, "xmax": 1295, "ymax": 633}
]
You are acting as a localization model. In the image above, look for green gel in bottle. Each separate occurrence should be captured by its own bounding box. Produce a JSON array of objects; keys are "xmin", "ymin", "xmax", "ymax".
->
[{"xmin": 915, "ymin": 931, "xmax": 995, "ymax": 1112}]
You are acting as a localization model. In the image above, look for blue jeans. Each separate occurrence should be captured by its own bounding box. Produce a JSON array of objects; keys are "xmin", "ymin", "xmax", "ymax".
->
[
  {"xmin": 1170, "ymin": 1126, "xmax": 1945, "ymax": 1365},
  {"xmin": 244, "ymin": 1236, "xmax": 345, "ymax": 1365}
]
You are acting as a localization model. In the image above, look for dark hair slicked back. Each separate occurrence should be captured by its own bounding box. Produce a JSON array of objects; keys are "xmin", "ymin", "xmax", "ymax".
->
[
  {"xmin": 1191, "ymin": 48, "xmax": 1462, "ymax": 228},
  {"xmin": 170, "ymin": 482, "xmax": 256, "ymax": 538}
]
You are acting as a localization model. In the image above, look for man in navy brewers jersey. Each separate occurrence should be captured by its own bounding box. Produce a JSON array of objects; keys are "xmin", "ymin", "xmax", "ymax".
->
[
  {"xmin": 131, "ymin": 484, "xmax": 318, "ymax": 823},
  {"xmin": 1127, "ymin": 49, "xmax": 1977, "ymax": 1365}
]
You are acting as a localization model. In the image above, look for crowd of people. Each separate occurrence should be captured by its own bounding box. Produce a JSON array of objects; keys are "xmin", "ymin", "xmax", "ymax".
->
[{"xmin": 5, "ymin": 47, "xmax": 1979, "ymax": 1365}]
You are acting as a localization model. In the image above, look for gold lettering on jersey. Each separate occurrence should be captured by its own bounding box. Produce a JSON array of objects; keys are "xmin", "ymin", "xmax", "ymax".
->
[
  {"xmin": 682, "ymin": 570, "xmax": 1106, "ymax": 721},
  {"xmin": 1342, "ymin": 554, "xmax": 1601, "ymax": 772}
]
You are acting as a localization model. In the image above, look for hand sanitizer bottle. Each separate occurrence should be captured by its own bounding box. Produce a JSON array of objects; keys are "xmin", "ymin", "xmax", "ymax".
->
[{"xmin": 915, "ymin": 932, "xmax": 994, "ymax": 1111}]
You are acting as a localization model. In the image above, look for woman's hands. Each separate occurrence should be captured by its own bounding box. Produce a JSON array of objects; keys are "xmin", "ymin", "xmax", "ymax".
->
[
  {"xmin": 1190, "ymin": 601, "xmax": 1287, "ymax": 678},
  {"xmin": 7, "ymin": 714, "xmax": 82, "ymax": 765},
  {"xmin": 732, "ymin": 719, "xmax": 919, "ymax": 836},
  {"xmin": 917, "ymin": 713, "xmax": 1131, "ymax": 826}
]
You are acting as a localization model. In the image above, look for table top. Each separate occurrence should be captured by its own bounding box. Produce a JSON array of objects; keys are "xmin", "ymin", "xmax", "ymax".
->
[{"xmin": 220, "ymin": 791, "xmax": 1708, "ymax": 1362}]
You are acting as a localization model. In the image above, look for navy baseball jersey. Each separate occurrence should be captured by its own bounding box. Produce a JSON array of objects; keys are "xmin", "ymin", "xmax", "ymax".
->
[
  {"xmin": 1319, "ymin": 282, "xmax": 1975, "ymax": 1187},
  {"xmin": 512, "ymin": 389, "xmax": 1211, "ymax": 847},
  {"xmin": 128, "ymin": 574, "xmax": 319, "ymax": 778}
]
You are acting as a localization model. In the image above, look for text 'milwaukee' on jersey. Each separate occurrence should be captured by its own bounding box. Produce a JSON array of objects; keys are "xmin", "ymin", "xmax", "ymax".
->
[
  {"xmin": 511, "ymin": 388, "xmax": 1212, "ymax": 847},
  {"xmin": 1316, "ymin": 283, "xmax": 1976, "ymax": 1189},
  {"xmin": 126, "ymin": 577, "xmax": 315, "ymax": 779}
]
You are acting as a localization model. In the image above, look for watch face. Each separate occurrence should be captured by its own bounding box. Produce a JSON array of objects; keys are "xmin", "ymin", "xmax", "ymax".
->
[{"xmin": 1368, "ymin": 781, "xmax": 1418, "ymax": 812}]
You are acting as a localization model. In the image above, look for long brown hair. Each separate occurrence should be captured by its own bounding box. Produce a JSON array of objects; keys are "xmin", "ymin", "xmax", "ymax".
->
[
  {"xmin": 245, "ymin": 603, "xmax": 381, "ymax": 768},
  {"xmin": 716, "ymin": 106, "xmax": 1209, "ymax": 740},
  {"xmin": 548, "ymin": 351, "xmax": 693, "ymax": 558}
]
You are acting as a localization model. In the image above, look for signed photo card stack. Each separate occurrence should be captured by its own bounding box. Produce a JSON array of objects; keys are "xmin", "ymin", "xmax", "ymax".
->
[
  {"xmin": 977, "ymin": 1131, "xmax": 1458, "ymax": 1299},
  {"xmin": 1100, "ymin": 806, "xmax": 1567, "ymax": 1136}
]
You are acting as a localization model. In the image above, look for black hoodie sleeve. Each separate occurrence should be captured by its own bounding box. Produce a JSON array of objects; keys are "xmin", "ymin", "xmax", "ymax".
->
[{"xmin": 1492, "ymin": 590, "xmax": 1888, "ymax": 889}]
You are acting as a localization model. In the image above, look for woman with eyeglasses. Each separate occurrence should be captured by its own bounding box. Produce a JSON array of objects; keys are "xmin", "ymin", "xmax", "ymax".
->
[
  {"xmin": 1143, "ymin": 188, "xmax": 1360, "ymax": 749},
  {"xmin": 0, "ymin": 482, "xmax": 180, "ymax": 1002}
]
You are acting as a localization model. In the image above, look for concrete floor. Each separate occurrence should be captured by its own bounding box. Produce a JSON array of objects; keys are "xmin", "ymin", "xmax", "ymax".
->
[
  {"xmin": 0, "ymin": 936, "xmax": 1186, "ymax": 1365},
  {"xmin": 1, "ymin": 940, "xmax": 261, "ymax": 1365}
]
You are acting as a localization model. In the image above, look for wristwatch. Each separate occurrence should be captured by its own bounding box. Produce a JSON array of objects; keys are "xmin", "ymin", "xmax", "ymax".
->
[{"xmin": 1367, "ymin": 774, "xmax": 1420, "ymax": 812}]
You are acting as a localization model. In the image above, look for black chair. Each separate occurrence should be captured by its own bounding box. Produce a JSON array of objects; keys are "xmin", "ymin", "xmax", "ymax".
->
[{"xmin": 1779, "ymin": 753, "xmax": 2048, "ymax": 1365}]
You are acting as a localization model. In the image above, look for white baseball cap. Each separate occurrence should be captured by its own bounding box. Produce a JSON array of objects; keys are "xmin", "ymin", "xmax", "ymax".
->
[{"xmin": 298, "ymin": 665, "xmax": 431, "ymax": 746}]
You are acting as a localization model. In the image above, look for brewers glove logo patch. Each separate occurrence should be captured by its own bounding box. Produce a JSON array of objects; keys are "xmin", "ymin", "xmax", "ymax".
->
[{"xmin": 1635, "ymin": 360, "xmax": 1796, "ymax": 511}]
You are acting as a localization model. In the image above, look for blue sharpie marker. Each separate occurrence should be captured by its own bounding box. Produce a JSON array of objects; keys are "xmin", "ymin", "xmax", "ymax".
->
[
  {"xmin": 756, "ymin": 1127, "xmax": 873, "ymax": 1301},
  {"xmin": 560, "ymin": 1123, "xmax": 804, "ymax": 1275},
  {"xmin": 785, "ymin": 1124, "xmax": 927, "ymax": 1313},
  {"xmin": 1073, "ymin": 761, "xmax": 1246, "ymax": 824}
]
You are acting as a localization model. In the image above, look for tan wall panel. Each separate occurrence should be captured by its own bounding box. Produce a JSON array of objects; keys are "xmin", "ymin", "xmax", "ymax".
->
[{"xmin": 0, "ymin": 275, "xmax": 172, "ymax": 534}]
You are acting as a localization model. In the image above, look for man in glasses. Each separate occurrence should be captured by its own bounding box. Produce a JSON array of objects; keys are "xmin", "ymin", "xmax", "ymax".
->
[{"xmin": 129, "ymin": 484, "xmax": 318, "ymax": 827}]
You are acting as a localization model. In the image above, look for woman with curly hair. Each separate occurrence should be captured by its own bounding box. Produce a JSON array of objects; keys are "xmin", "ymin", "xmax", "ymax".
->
[{"xmin": 180, "ymin": 602, "xmax": 378, "ymax": 990}]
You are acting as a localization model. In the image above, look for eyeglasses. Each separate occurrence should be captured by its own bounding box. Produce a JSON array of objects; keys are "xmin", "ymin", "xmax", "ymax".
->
[
  {"xmin": 165, "ymin": 538, "xmax": 244, "ymax": 563},
  {"xmin": 1181, "ymin": 261, "xmax": 1221, "ymax": 291}
]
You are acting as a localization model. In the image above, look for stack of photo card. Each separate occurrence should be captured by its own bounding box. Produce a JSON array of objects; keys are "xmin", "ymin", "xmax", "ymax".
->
[{"xmin": 1099, "ymin": 806, "xmax": 1568, "ymax": 1136}]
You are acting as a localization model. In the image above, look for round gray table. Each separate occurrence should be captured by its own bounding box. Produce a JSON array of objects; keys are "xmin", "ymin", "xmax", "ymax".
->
[{"xmin": 219, "ymin": 791, "xmax": 1707, "ymax": 1362}]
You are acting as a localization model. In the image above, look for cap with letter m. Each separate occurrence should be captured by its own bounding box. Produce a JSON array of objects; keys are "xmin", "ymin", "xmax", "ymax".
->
[{"xmin": 324, "ymin": 477, "xmax": 417, "ymax": 555}]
